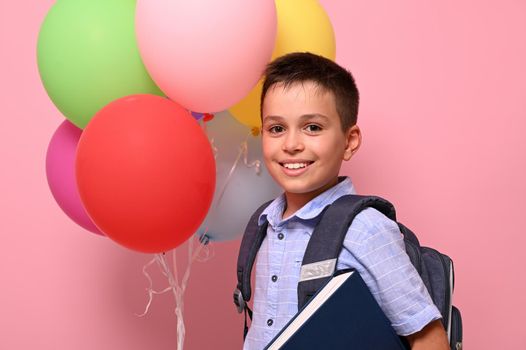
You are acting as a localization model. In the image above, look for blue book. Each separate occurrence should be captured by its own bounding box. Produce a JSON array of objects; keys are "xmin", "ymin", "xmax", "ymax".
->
[{"xmin": 264, "ymin": 269, "xmax": 409, "ymax": 350}]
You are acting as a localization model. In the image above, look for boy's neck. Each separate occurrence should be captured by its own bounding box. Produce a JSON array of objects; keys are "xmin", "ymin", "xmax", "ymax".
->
[{"xmin": 282, "ymin": 177, "xmax": 340, "ymax": 219}]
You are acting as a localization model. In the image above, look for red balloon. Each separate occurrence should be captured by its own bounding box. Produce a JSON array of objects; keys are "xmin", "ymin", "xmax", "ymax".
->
[{"xmin": 76, "ymin": 95, "xmax": 215, "ymax": 253}]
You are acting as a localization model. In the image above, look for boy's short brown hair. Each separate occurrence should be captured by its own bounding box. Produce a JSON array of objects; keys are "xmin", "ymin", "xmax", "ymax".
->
[{"xmin": 261, "ymin": 52, "xmax": 359, "ymax": 131}]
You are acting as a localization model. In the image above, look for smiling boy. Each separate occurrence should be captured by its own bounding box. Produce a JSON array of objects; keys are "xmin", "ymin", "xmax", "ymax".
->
[{"xmin": 242, "ymin": 52, "xmax": 449, "ymax": 349}]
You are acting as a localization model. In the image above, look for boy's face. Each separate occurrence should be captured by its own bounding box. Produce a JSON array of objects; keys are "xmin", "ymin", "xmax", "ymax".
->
[{"xmin": 261, "ymin": 81, "xmax": 360, "ymax": 199}]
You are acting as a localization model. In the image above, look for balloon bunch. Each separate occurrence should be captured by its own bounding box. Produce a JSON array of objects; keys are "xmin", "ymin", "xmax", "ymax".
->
[
  {"xmin": 39, "ymin": 0, "xmax": 276, "ymax": 253},
  {"xmin": 40, "ymin": 0, "xmax": 335, "ymax": 253},
  {"xmin": 39, "ymin": 0, "xmax": 335, "ymax": 347}
]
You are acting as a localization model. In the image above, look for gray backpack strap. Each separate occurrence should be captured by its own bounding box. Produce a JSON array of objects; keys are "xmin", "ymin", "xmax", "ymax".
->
[
  {"xmin": 234, "ymin": 200, "xmax": 272, "ymax": 339},
  {"xmin": 297, "ymin": 195, "xmax": 396, "ymax": 309}
]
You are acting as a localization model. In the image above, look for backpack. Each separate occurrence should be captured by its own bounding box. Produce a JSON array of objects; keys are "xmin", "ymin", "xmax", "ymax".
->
[{"xmin": 234, "ymin": 194, "xmax": 463, "ymax": 350}]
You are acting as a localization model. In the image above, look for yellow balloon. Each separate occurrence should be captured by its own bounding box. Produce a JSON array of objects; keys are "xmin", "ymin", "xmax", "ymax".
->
[{"xmin": 229, "ymin": 0, "xmax": 336, "ymax": 129}]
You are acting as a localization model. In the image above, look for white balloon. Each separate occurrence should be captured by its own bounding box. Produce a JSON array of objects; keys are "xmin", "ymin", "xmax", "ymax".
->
[{"xmin": 198, "ymin": 112, "xmax": 281, "ymax": 241}]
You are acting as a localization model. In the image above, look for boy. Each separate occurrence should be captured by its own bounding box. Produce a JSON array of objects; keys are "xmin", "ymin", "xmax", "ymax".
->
[{"xmin": 243, "ymin": 52, "xmax": 450, "ymax": 349}]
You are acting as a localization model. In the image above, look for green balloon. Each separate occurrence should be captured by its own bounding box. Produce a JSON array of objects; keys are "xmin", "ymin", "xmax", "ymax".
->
[{"xmin": 37, "ymin": 0, "xmax": 164, "ymax": 128}]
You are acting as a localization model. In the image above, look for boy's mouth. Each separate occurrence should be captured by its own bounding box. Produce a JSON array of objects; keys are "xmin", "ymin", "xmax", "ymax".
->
[{"xmin": 279, "ymin": 161, "xmax": 314, "ymax": 170}]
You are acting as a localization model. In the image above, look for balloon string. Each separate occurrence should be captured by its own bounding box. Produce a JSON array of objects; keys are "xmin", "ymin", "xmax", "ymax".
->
[
  {"xmin": 201, "ymin": 118, "xmax": 218, "ymax": 159},
  {"xmin": 210, "ymin": 137, "xmax": 218, "ymax": 160},
  {"xmin": 215, "ymin": 131, "xmax": 261, "ymax": 208},
  {"xmin": 135, "ymin": 258, "xmax": 171, "ymax": 317},
  {"xmin": 137, "ymin": 235, "xmax": 214, "ymax": 350}
]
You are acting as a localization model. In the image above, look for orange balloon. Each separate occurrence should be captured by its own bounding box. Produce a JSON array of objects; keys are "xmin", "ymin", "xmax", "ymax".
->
[{"xmin": 76, "ymin": 95, "xmax": 215, "ymax": 253}]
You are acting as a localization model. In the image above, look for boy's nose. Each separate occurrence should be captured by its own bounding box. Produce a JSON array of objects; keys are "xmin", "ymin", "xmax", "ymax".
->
[{"xmin": 282, "ymin": 131, "xmax": 304, "ymax": 153}]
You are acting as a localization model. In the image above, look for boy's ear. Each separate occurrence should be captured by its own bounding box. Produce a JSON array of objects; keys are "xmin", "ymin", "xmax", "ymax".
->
[{"xmin": 343, "ymin": 125, "xmax": 361, "ymax": 161}]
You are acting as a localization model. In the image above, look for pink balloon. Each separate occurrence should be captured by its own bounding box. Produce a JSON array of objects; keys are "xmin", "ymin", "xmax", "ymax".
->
[
  {"xmin": 135, "ymin": 0, "xmax": 277, "ymax": 113},
  {"xmin": 46, "ymin": 120, "xmax": 103, "ymax": 235}
]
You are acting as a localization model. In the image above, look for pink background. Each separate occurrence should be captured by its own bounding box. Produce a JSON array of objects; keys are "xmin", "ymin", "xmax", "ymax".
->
[{"xmin": 1, "ymin": 0, "xmax": 525, "ymax": 348}]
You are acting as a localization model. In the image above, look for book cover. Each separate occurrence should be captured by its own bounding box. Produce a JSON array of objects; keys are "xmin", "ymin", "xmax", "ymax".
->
[{"xmin": 264, "ymin": 269, "xmax": 409, "ymax": 350}]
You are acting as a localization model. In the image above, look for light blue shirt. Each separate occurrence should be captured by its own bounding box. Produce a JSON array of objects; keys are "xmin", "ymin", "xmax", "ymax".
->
[{"xmin": 243, "ymin": 177, "xmax": 441, "ymax": 350}]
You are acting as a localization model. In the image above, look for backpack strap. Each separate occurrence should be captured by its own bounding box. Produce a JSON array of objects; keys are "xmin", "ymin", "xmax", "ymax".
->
[
  {"xmin": 298, "ymin": 195, "xmax": 396, "ymax": 309},
  {"xmin": 233, "ymin": 199, "xmax": 272, "ymax": 339}
]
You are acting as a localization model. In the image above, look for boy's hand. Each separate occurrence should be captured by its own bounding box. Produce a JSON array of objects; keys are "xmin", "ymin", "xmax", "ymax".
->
[{"xmin": 406, "ymin": 319, "xmax": 450, "ymax": 350}]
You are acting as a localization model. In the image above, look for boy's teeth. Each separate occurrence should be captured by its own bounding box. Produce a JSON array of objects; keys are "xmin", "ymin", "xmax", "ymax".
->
[{"xmin": 284, "ymin": 163, "xmax": 307, "ymax": 169}]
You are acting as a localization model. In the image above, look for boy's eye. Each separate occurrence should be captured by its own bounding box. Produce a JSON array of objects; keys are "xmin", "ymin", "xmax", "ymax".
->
[
  {"xmin": 268, "ymin": 125, "xmax": 285, "ymax": 134},
  {"xmin": 305, "ymin": 124, "xmax": 322, "ymax": 132}
]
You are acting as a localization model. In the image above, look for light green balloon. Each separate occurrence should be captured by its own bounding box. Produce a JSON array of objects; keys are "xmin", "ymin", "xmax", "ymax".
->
[{"xmin": 37, "ymin": 0, "xmax": 164, "ymax": 129}]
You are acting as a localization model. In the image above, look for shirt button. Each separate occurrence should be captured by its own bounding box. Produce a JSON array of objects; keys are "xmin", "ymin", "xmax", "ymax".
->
[
  {"xmin": 278, "ymin": 233, "xmax": 284, "ymax": 240},
  {"xmin": 271, "ymin": 275, "xmax": 278, "ymax": 282},
  {"xmin": 267, "ymin": 319, "xmax": 274, "ymax": 327}
]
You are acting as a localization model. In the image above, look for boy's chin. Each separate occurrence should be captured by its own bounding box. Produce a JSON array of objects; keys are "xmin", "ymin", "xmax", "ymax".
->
[{"xmin": 279, "ymin": 177, "xmax": 340, "ymax": 198}]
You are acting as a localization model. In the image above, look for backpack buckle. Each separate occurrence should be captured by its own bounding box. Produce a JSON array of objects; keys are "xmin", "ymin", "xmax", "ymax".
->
[{"xmin": 233, "ymin": 288, "xmax": 245, "ymax": 313}]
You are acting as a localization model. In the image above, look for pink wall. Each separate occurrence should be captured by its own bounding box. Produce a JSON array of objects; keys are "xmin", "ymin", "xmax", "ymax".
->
[
  {"xmin": 324, "ymin": 1, "xmax": 526, "ymax": 349},
  {"xmin": 1, "ymin": 0, "xmax": 524, "ymax": 349}
]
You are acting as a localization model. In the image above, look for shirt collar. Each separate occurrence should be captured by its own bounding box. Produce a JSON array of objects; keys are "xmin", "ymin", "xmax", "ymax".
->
[{"xmin": 258, "ymin": 176, "xmax": 357, "ymax": 227}]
